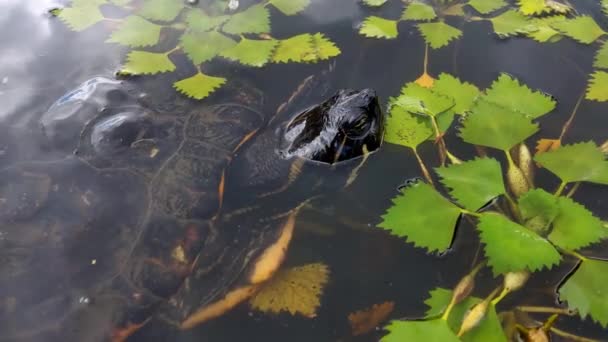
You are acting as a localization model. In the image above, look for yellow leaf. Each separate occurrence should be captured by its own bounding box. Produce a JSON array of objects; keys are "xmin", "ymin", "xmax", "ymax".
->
[
  {"xmin": 249, "ymin": 263, "xmax": 329, "ymax": 317},
  {"xmin": 535, "ymin": 138, "xmax": 561, "ymax": 155},
  {"xmin": 415, "ymin": 71, "xmax": 435, "ymax": 88},
  {"xmin": 348, "ymin": 301, "xmax": 395, "ymax": 336}
]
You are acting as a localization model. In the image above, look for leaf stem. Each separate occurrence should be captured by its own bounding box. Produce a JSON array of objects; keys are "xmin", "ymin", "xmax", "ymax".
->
[
  {"xmin": 491, "ymin": 286, "xmax": 509, "ymax": 305},
  {"xmin": 515, "ymin": 305, "xmax": 576, "ymax": 315},
  {"xmin": 554, "ymin": 181, "xmax": 567, "ymax": 197},
  {"xmin": 412, "ymin": 148, "xmax": 435, "ymax": 187},
  {"xmin": 562, "ymin": 249, "xmax": 588, "ymax": 261},
  {"xmin": 429, "ymin": 115, "xmax": 453, "ymax": 165},
  {"xmin": 422, "ymin": 43, "xmax": 429, "ymax": 75},
  {"xmin": 549, "ymin": 326, "xmax": 600, "ymax": 342},
  {"xmin": 461, "ymin": 209, "xmax": 481, "ymax": 217},
  {"xmin": 558, "ymin": 92, "xmax": 584, "ymax": 141},
  {"xmin": 164, "ymin": 46, "xmax": 182, "ymax": 56},
  {"xmin": 566, "ymin": 182, "xmax": 580, "ymax": 198}
]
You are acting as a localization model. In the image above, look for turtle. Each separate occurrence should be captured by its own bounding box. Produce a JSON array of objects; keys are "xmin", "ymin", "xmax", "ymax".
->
[{"xmin": 0, "ymin": 70, "xmax": 384, "ymax": 342}]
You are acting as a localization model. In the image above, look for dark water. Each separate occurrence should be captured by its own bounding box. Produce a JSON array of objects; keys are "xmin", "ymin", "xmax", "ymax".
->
[{"xmin": 0, "ymin": 0, "xmax": 607, "ymax": 341}]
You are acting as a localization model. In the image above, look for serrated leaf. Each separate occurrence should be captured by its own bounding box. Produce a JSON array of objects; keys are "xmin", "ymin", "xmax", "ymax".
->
[
  {"xmin": 459, "ymin": 99, "xmax": 539, "ymax": 151},
  {"xmin": 382, "ymin": 319, "xmax": 460, "ymax": 342},
  {"xmin": 384, "ymin": 106, "xmax": 433, "ymax": 149},
  {"xmin": 483, "ymin": 73, "xmax": 556, "ymax": 118},
  {"xmin": 549, "ymin": 197, "xmax": 608, "ymax": 250},
  {"xmin": 185, "ymin": 9, "xmax": 228, "ymax": 32},
  {"xmin": 603, "ymin": 0, "xmax": 608, "ymax": 15},
  {"xmin": 119, "ymin": 51, "xmax": 175, "ymax": 75},
  {"xmin": 478, "ymin": 213, "xmax": 561, "ymax": 275},
  {"xmin": 269, "ymin": 0, "xmax": 310, "ymax": 15},
  {"xmin": 378, "ymin": 182, "xmax": 462, "ymax": 253},
  {"xmin": 417, "ymin": 22, "xmax": 462, "ymax": 49},
  {"xmin": 223, "ymin": 5, "xmax": 270, "ymax": 35},
  {"xmin": 106, "ymin": 16, "xmax": 161, "ymax": 47},
  {"xmin": 180, "ymin": 31, "xmax": 236, "ymax": 65},
  {"xmin": 360, "ymin": 16, "xmax": 399, "ymax": 39},
  {"xmin": 526, "ymin": 16, "xmax": 565, "ymax": 42},
  {"xmin": 518, "ymin": 0, "xmax": 548, "ymax": 15},
  {"xmin": 272, "ymin": 34, "xmax": 314, "ymax": 63},
  {"xmin": 559, "ymin": 259, "xmax": 608, "ymax": 327},
  {"xmin": 586, "ymin": 71, "xmax": 608, "ymax": 102},
  {"xmin": 220, "ymin": 38, "xmax": 278, "ymax": 67},
  {"xmin": 173, "ymin": 72, "xmax": 226, "ymax": 100},
  {"xmin": 518, "ymin": 188, "xmax": 558, "ymax": 227},
  {"xmin": 307, "ymin": 33, "xmax": 341, "ymax": 61},
  {"xmin": 534, "ymin": 141, "xmax": 608, "ymax": 185},
  {"xmin": 139, "ymin": 0, "xmax": 184, "ymax": 22},
  {"xmin": 432, "ymin": 73, "xmax": 480, "ymax": 114},
  {"xmin": 489, "ymin": 10, "xmax": 536, "ymax": 38},
  {"xmin": 594, "ymin": 41, "xmax": 608, "ymax": 70},
  {"xmin": 436, "ymin": 158, "xmax": 506, "ymax": 212},
  {"xmin": 363, "ymin": 0, "xmax": 388, "ymax": 6},
  {"xmin": 468, "ymin": 0, "xmax": 507, "ymax": 14},
  {"xmin": 57, "ymin": 4, "xmax": 104, "ymax": 31},
  {"xmin": 393, "ymin": 82, "xmax": 455, "ymax": 116},
  {"xmin": 349, "ymin": 302, "xmax": 395, "ymax": 336},
  {"xmin": 401, "ymin": 2, "xmax": 437, "ymax": 21},
  {"xmin": 551, "ymin": 16, "xmax": 606, "ymax": 44},
  {"xmin": 249, "ymin": 263, "xmax": 329, "ymax": 318}
]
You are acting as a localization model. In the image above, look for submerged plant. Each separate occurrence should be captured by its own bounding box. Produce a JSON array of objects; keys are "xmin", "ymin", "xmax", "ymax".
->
[{"xmin": 51, "ymin": 0, "xmax": 340, "ymax": 100}]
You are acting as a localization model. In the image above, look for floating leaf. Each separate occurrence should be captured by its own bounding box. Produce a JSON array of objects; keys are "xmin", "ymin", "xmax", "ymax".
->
[
  {"xmin": 382, "ymin": 319, "xmax": 460, "ymax": 342},
  {"xmin": 432, "ymin": 73, "xmax": 480, "ymax": 114},
  {"xmin": 180, "ymin": 31, "xmax": 236, "ymax": 65},
  {"xmin": 549, "ymin": 197, "xmax": 608, "ymax": 250},
  {"xmin": 444, "ymin": 4, "xmax": 466, "ymax": 17},
  {"xmin": 483, "ymin": 73, "xmax": 556, "ymax": 118},
  {"xmin": 559, "ymin": 259, "xmax": 608, "ymax": 327},
  {"xmin": 378, "ymin": 182, "xmax": 462, "ymax": 253},
  {"xmin": 119, "ymin": 51, "xmax": 175, "ymax": 75},
  {"xmin": 106, "ymin": 16, "xmax": 161, "ymax": 48},
  {"xmin": 417, "ymin": 22, "xmax": 462, "ymax": 49},
  {"xmin": 459, "ymin": 99, "xmax": 539, "ymax": 151},
  {"xmin": 272, "ymin": 34, "xmax": 314, "ymax": 63},
  {"xmin": 488, "ymin": 10, "xmax": 536, "ymax": 38},
  {"xmin": 594, "ymin": 41, "xmax": 608, "ymax": 70},
  {"xmin": 139, "ymin": 0, "xmax": 184, "ymax": 22},
  {"xmin": 518, "ymin": 0, "xmax": 549, "ymax": 15},
  {"xmin": 415, "ymin": 72, "xmax": 435, "ymax": 88},
  {"xmin": 384, "ymin": 106, "xmax": 433, "ymax": 149},
  {"xmin": 222, "ymin": 5, "xmax": 270, "ymax": 35},
  {"xmin": 526, "ymin": 16, "xmax": 565, "ymax": 43},
  {"xmin": 436, "ymin": 158, "xmax": 506, "ymax": 212},
  {"xmin": 249, "ymin": 263, "xmax": 329, "ymax": 318},
  {"xmin": 536, "ymin": 138, "xmax": 561, "ymax": 154},
  {"xmin": 586, "ymin": 71, "xmax": 608, "ymax": 102},
  {"xmin": 518, "ymin": 189, "xmax": 558, "ymax": 228},
  {"xmin": 307, "ymin": 33, "xmax": 341, "ymax": 61},
  {"xmin": 348, "ymin": 301, "xmax": 395, "ymax": 336},
  {"xmin": 269, "ymin": 0, "xmax": 310, "ymax": 15},
  {"xmin": 220, "ymin": 38, "xmax": 278, "ymax": 67},
  {"xmin": 57, "ymin": 4, "xmax": 104, "ymax": 31},
  {"xmin": 534, "ymin": 141, "xmax": 608, "ymax": 185},
  {"xmin": 550, "ymin": 16, "xmax": 606, "ymax": 44},
  {"xmin": 604, "ymin": 0, "xmax": 608, "ymax": 15},
  {"xmin": 185, "ymin": 10, "xmax": 228, "ymax": 32},
  {"xmin": 393, "ymin": 82, "xmax": 454, "ymax": 116},
  {"xmin": 363, "ymin": 0, "xmax": 388, "ymax": 6},
  {"xmin": 401, "ymin": 2, "xmax": 437, "ymax": 21},
  {"xmin": 173, "ymin": 72, "xmax": 226, "ymax": 100},
  {"xmin": 477, "ymin": 213, "xmax": 561, "ymax": 275},
  {"xmin": 360, "ymin": 16, "xmax": 399, "ymax": 39},
  {"xmin": 467, "ymin": 0, "xmax": 507, "ymax": 14}
]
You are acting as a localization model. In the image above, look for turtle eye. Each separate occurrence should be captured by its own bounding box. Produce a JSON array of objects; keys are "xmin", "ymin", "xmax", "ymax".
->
[{"xmin": 344, "ymin": 116, "xmax": 371, "ymax": 139}]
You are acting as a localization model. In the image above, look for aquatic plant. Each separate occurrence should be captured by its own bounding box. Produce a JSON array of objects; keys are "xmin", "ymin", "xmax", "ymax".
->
[{"xmin": 51, "ymin": 0, "xmax": 340, "ymax": 100}]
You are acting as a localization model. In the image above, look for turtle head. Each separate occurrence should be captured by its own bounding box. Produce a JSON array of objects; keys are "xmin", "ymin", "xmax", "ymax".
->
[{"xmin": 280, "ymin": 88, "xmax": 384, "ymax": 164}]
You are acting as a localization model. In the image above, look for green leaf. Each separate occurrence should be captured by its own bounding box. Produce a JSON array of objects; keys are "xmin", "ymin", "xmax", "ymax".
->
[
  {"xmin": 106, "ymin": 16, "xmax": 161, "ymax": 47},
  {"xmin": 518, "ymin": 0, "xmax": 548, "ymax": 15},
  {"xmin": 359, "ymin": 16, "xmax": 399, "ymax": 39},
  {"xmin": 459, "ymin": 99, "xmax": 539, "ymax": 151},
  {"xmin": 436, "ymin": 158, "xmax": 506, "ymax": 212},
  {"xmin": 119, "ymin": 51, "xmax": 176, "ymax": 75},
  {"xmin": 401, "ymin": 2, "xmax": 437, "ymax": 21},
  {"xmin": 603, "ymin": 0, "xmax": 608, "ymax": 16},
  {"xmin": 272, "ymin": 34, "xmax": 313, "ymax": 63},
  {"xmin": 363, "ymin": 0, "xmax": 388, "ymax": 6},
  {"xmin": 477, "ymin": 213, "xmax": 561, "ymax": 275},
  {"xmin": 185, "ymin": 10, "xmax": 228, "ymax": 32},
  {"xmin": 432, "ymin": 73, "xmax": 480, "ymax": 114},
  {"xmin": 483, "ymin": 73, "xmax": 556, "ymax": 118},
  {"xmin": 382, "ymin": 319, "xmax": 460, "ymax": 342},
  {"xmin": 550, "ymin": 16, "xmax": 606, "ymax": 44},
  {"xmin": 180, "ymin": 31, "xmax": 236, "ymax": 65},
  {"xmin": 139, "ymin": 0, "xmax": 184, "ymax": 22},
  {"xmin": 378, "ymin": 182, "xmax": 462, "ymax": 253},
  {"xmin": 57, "ymin": 4, "xmax": 104, "ymax": 31},
  {"xmin": 594, "ymin": 41, "xmax": 608, "ymax": 69},
  {"xmin": 559, "ymin": 259, "xmax": 608, "ymax": 327},
  {"xmin": 467, "ymin": 0, "xmax": 507, "ymax": 14},
  {"xmin": 417, "ymin": 22, "xmax": 462, "ymax": 49},
  {"xmin": 534, "ymin": 141, "xmax": 608, "ymax": 185},
  {"xmin": 549, "ymin": 197, "xmax": 608, "ymax": 250},
  {"xmin": 220, "ymin": 38, "xmax": 278, "ymax": 67},
  {"xmin": 384, "ymin": 106, "xmax": 433, "ymax": 149},
  {"xmin": 173, "ymin": 72, "xmax": 226, "ymax": 100},
  {"xmin": 586, "ymin": 71, "xmax": 608, "ymax": 102},
  {"xmin": 488, "ymin": 10, "xmax": 536, "ymax": 38},
  {"xmin": 110, "ymin": 0, "xmax": 131, "ymax": 5},
  {"xmin": 518, "ymin": 188, "xmax": 558, "ymax": 229},
  {"xmin": 393, "ymin": 82, "xmax": 454, "ymax": 116},
  {"xmin": 526, "ymin": 16, "xmax": 565, "ymax": 43},
  {"xmin": 269, "ymin": 0, "xmax": 310, "ymax": 15},
  {"xmin": 306, "ymin": 33, "xmax": 341, "ymax": 61},
  {"xmin": 222, "ymin": 5, "xmax": 270, "ymax": 35}
]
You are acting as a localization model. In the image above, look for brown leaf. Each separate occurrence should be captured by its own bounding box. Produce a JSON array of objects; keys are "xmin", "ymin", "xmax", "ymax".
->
[
  {"xmin": 535, "ymin": 138, "xmax": 561, "ymax": 155},
  {"xmin": 348, "ymin": 301, "xmax": 395, "ymax": 336},
  {"xmin": 415, "ymin": 71, "xmax": 435, "ymax": 88}
]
